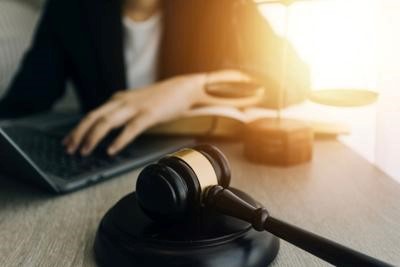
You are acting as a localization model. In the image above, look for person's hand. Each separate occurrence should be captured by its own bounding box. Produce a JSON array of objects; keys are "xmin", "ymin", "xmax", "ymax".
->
[
  {"xmin": 63, "ymin": 70, "xmax": 251, "ymax": 156},
  {"xmin": 63, "ymin": 74, "xmax": 206, "ymax": 156}
]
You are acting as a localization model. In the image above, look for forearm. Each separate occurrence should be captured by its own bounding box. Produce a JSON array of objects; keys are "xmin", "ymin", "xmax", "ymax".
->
[
  {"xmin": 169, "ymin": 73, "xmax": 207, "ymax": 106},
  {"xmin": 167, "ymin": 68, "xmax": 310, "ymax": 110}
]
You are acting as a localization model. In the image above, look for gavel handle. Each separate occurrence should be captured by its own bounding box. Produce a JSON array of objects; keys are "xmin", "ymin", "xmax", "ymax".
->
[
  {"xmin": 205, "ymin": 186, "xmax": 393, "ymax": 267},
  {"xmin": 263, "ymin": 217, "xmax": 391, "ymax": 267}
]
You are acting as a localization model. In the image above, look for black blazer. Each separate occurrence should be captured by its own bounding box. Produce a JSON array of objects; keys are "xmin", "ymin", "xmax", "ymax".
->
[{"xmin": 0, "ymin": 0, "xmax": 310, "ymax": 119}]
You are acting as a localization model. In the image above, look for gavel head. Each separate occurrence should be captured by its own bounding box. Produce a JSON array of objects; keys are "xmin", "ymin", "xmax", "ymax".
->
[{"xmin": 136, "ymin": 145, "xmax": 231, "ymax": 221}]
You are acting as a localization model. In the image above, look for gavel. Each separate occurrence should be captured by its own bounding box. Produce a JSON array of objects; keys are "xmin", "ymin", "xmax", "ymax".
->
[{"xmin": 135, "ymin": 145, "xmax": 391, "ymax": 267}]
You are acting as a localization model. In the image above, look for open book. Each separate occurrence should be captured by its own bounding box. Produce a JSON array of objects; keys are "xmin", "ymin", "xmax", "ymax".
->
[{"xmin": 148, "ymin": 106, "xmax": 349, "ymax": 138}]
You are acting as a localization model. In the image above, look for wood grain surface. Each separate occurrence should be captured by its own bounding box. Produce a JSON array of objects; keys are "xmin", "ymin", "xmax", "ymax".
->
[{"xmin": 0, "ymin": 140, "xmax": 399, "ymax": 267}]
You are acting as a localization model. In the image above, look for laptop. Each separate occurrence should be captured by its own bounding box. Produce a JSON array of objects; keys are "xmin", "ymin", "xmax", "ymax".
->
[{"xmin": 0, "ymin": 113, "xmax": 194, "ymax": 193}]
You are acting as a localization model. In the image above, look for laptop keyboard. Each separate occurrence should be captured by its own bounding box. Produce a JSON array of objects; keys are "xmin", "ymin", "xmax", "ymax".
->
[{"xmin": 2, "ymin": 126, "xmax": 144, "ymax": 180}]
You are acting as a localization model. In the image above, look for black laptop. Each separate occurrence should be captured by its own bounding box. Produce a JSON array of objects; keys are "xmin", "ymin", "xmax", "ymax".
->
[{"xmin": 0, "ymin": 113, "xmax": 194, "ymax": 193}]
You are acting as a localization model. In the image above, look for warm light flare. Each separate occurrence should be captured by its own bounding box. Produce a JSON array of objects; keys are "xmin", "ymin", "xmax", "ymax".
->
[{"xmin": 259, "ymin": 0, "xmax": 378, "ymax": 92}]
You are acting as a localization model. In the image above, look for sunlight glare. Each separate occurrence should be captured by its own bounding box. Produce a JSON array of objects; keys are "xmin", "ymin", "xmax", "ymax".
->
[{"xmin": 259, "ymin": 0, "xmax": 378, "ymax": 91}]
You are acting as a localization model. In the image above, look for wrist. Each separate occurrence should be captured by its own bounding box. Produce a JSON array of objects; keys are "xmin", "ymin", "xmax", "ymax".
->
[{"xmin": 188, "ymin": 73, "xmax": 208, "ymax": 106}]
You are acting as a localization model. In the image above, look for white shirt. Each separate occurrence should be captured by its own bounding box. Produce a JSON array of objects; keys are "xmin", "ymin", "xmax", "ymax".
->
[{"xmin": 123, "ymin": 13, "xmax": 162, "ymax": 89}]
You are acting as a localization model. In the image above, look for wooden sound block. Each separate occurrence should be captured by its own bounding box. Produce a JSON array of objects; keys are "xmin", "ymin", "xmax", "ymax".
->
[
  {"xmin": 94, "ymin": 190, "xmax": 279, "ymax": 267},
  {"xmin": 244, "ymin": 118, "xmax": 313, "ymax": 166}
]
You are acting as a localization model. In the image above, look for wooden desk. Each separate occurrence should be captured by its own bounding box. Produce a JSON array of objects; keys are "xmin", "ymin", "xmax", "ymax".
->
[{"xmin": 0, "ymin": 140, "xmax": 399, "ymax": 266}]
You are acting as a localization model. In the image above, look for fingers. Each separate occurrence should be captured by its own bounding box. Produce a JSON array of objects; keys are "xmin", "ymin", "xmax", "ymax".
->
[
  {"xmin": 64, "ymin": 101, "xmax": 121, "ymax": 154},
  {"xmin": 79, "ymin": 117, "xmax": 116, "ymax": 156},
  {"xmin": 107, "ymin": 112, "xmax": 155, "ymax": 155},
  {"xmin": 80, "ymin": 107, "xmax": 137, "ymax": 155}
]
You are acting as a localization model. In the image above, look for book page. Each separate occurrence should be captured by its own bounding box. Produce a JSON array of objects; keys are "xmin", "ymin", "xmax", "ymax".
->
[
  {"xmin": 183, "ymin": 106, "xmax": 248, "ymax": 122},
  {"xmin": 181, "ymin": 105, "xmax": 349, "ymax": 136},
  {"xmin": 242, "ymin": 107, "xmax": 278, "ymax": 122}
]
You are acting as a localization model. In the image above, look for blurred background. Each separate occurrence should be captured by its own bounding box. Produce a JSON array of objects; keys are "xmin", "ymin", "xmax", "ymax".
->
[
  {"xmin": 258, "ymin": 0, "xmax": 400, "ymax": 182},
  {"xmin": 0, "ymin": 0, "xmax": 399, "ymax": 181}
]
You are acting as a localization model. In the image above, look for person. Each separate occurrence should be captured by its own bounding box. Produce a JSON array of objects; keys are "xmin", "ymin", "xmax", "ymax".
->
[{"xmin": 0, "ymin": 0, "xmax": 310, "ymax": 156}]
